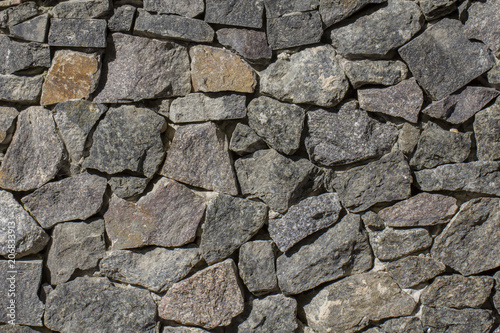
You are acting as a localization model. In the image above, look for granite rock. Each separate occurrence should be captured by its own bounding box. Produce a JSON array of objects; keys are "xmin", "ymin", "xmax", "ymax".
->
[
  {"xmin": 464, "ymin": 0, "xmax": 500, "ymax": 57},
  {"xmin": 319, "ymin": 0, "xmax": 385, "ymax": 27},
  {"xmin": 0, "ymin": 74, "xmax": 44, "ymax": 103},
  {"xmin": 266, "ymin": 11, "xmax": 323, "ymax": 50},
  {"xmin": 421, "ymin": 306, "xmax": 494, "ymax": 333},
  {"xmin": 205, "ymin": 0, "xmax": 264, "ymax": 29},
  {"xmin": 238, "ymin": 240, "xmax": 277, "ymax": 295},
  {"xmin": 8, "ymin": 13, "xmax": 48, "ymax": 42},
  {"xmin": 0, "ymin": 2, "xmax": 38, "ymax": 28},
  {"xmin": 108, "ymin": 176, "xmax": 149, "ymax": 199},
  {"xmin": 0, "ymin": 35, "xmax": 50, "ymax": 74},
  {"xmin": 52, "ymin": 0, "xmax": 111, "ymax": 19},
  {"xmin": 48, "ymin": 18, "xmax": 107, "ymax": 48},
  {"xmin": 386, "ymin": 255, "xmax": 446, "ymax": 288},
  {"xmin": 107, "ymin": 5, "xmax": 135, "ymax": 32},
  {"xmin": 143, "ymin": 0, "xmax": 204, "ymax": 17},
  {"xmin": 229, "ymin": 123, "xmax": 268, "ymax": 156},
  {"xmin": 369, "ymin": 227, "xmax": 432, "ymax": 261},
  {"xmin": 0, "ymin": 107, "xmax": 18, "ymax": 145},
  {"xmin": 341, "ymin": 58, "xmax": 408, "ymax": 89},
  {"xmin": 474, "ymin": 100, "xmax": 500, "ymax": 161},
  {"xmin": 418, "ymin": 0, "xmax": 458, "ymax": 20},
  {"xmin": 396, "ymin": 123, "xmax": 420, "ymax": 155},
  {"xmin": 380, "ymin": 317, "xmax": 424, "ymax": 333},
  {"xmin": 216, "ymin": 28, "xmax": 272, "ymax": 64}
]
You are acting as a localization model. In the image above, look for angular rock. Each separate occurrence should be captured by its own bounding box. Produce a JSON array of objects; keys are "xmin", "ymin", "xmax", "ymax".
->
[
  {"xmin": 99, "ymin": 247, "xmax": 201, "ymax": 293},
  {"xmin": 94, "ymin": 33, "xmax": 191, "ymax": 103},
  {"xmin": 0, "ymin": 35, "xmax": 50, "ymax": 74},
  {"xmin": 41, "ymin": 50, "xmax": 101, "ymax": 106},
  {"xmin": 396, "ymin": 123, "xmax": 420, "ymax": 155},
  {"xmin": 161, "ymin": 122, "xmax": 238, "ymax": 195},
  {"xmin": 264, "ymin": 0, "xmax": 318, "ymax": 17},
  {"xmin": 369, "ymin": 227, "xmax": 432, "ymax": 261},
  {"xmin": 331, "ymin": 152, "xmax": 412, "ymax": 212},
  {"xmin": 216, "ymin": 28, "xmax": 272, "ymax": 64},
  {"xmin": 269, "ymin": 193, "xmax": 342, "ymax": 252},
  {"xmin": 386, "ymin": 255, "xmax": 446, "ymax": 289},
  {"xmin": 108, "ymin": 5, "xmax": 135, "ymax": 32},
  {"xmin": 341, "ymin": 58, "xmax": 408, "ymax": 89},
  {"xmin": 0, "ymin": 190, "xmax": 49, "ymax": 258},
  {"xmin": 0, "ymin": 74, "xmax": 43, "ymax": 103},
  {"xmin": 0, "ymin": 0, "xmax": 21, "ymax": 7},
  {"xmin": 260, "ymin": 45, "xmax": 348, "ymax": 107},
  {"xmin": 247, "ymin": 96, "xmax": 305, "ymax": 155},
  {"xmin": 205, "ymin": 0, "xmax": 263, "ymax": 28},
  {"xmin": 0, "ymin": 260, "xmax": 44, "ymax": 326},
  {"xmin": 306, "ymin": 101, "xmax": 398, "ymax": 166},
  {"xmin": 304, "ymin": 272, "xmax": 417, "ymax": 333},
  {"xmin": 331, "ymin": 0, "xmax": 423, "ymax": 58},
  {"xmin": 474, "ymin": 100, "xmax": 500, "ymax": 161},
  {"xmin": 378, "ymin": 193, "xmax": 458, "ymax": 227},
  {"xmin": 494, "ymin": 271, "xmax": 500, "ymax": 313},
  {"xmin": 144, "ymin": 0, "xmax": 204, "ymax": 17},
  {"xmin": 0, "ymin": 107, "xmax": 64, "ymax": 191},
  {"xmin": 169, "ymin": 93, "xmax": 246, "ymax": 124},
  {"xmin": 0, "ymin": 2, "xmax": 38, "ymax": 28},
  {"xmin": 361, "ymin": 211, "xmax": 385, "ymax": 231},
  {"xmin": 44, "ymin": 276, "xmax": 157, "ymax": 332},
  {"xmin": 9, "ymin": 13, "xmax": 49, "ymax": 42},
  {"xmin": 488, "ymin": 64, "xmax": 500, "ymax": 88},
  {"xmin": 267, "ymin": 11, "xmax": 323, "ymax": 50},
  {"xmin": 415, "ymin": 161, "xmax": 500, "ymax": 196},
  {"xmin": 421, "ymin": 306, "xmax": 494, "ymax": 333},
  {"xmin": 432, "ymin": 197, "xmax": 500, "ymax": 275},
  {"xmin": 277, "ymin": 214, "xmax": 373, "ymax": 295},
  {"xmin": 105, "ymin": 178, "xmax": 205, "ymax": 249},
  {"xmin": 358, "ymin": 78, "xmax": 423, "ymax": 123},
  {"xmin": 229, "ymin": 123, "xmax": 268, "ymax": 156},
  {"xmin": 134, "ymin": 9, "xmax": 214, "ymax": 43},
  {"xmin": 380, "ymin": 317, "xmax": 424, "ymax": 333},
  {"xmin": 419, "ymin": 0, "xmax": 458, "ymax": 20},
  {"xmin": 0, "ymin": 325, "xmax": 39, "ymax": 333},
  {"xmin": 0, "ymin": 107, "xmax": 18, "ymax": 145},
  {"xmin": 320, "ymin": 0, "xmax": 385, "ymax": 27},
  {"xmin": 21, "ymin": 173, "xmax": 107, "ymax": 229},
  {"xmin": 47, "ymin": 220, "xmax": 106, "ymax": 285},
  {"xmin": 238, "ymin": 240, "xmax": 277, "ymax": 295},
  {"xmin": 159, "ymin": 259, "xmax": 244, "ymax": 329},
  {"xmin": 190, "ymin": 45, "xmax": 257, "ymax": 93},
  {"xmin": 399, "ymin": 18, "xmax": 494, "ymax": 100},
  {"xmin": 48, "ymin": 18, "xmax": 107, "ymax": 48},
  {"xmin": 108, "ymin": 176, "xmax": 149, "ymax": 199},
  {"xmin": 465, "ymin": 0, "xmax": 500, "ymax": 57},
  {"xmin": 84, "ymin": 105, "xmax": 165, "ymax": 178},
  {"xmin": 52, "ymin": 0, "xmax": 111, "ymax": 19}
]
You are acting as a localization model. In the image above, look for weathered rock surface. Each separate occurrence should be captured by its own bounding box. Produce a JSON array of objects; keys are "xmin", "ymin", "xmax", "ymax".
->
[
  {"xmin": 260, "ymin": 45, "xmax": 349, "ymax": 107},
  {"xmin": 304, "ymin": 272, "xmax": 416, "ymax": 333},
  {"xmin": 144, "ymin": 0, "xmax": 203, "ymax": 17},
  {"xmin": 229, "ymin": 123, "xmax": 268, "ymax": 155},
  {"xmin": 264, "ymin": 0, "xmax": 319, "ymax": 17},
  {"xmin": 320, "ymin": 0, "xmax": 385, "ymax": 27},
  {"xmin": 205, "ymin": 0, "xmax": 263, "ymax": 28},
  {"xmin": 267, "ymin": 11, "xmax": 323, "ymax": 50},
  {"xmin": 0, "ymin": 35, "xmax": 50, "ymax": 74},
  {"xmin": 421, "ymin": 306, "xmax": 495, "ymax": 333},
  {"xmin": 386, "ymin": 255, "xmax": 446, "ymax": 288},
  {"xmin": 474, "ymin": 100, "xmax": 500, "ymax": 161},
  {"xmin": 162, "ymin": 328, "xmax": 208, "ymax": 333},
  {"xmin": 396, "ymin": 123, "xmax": 420, "ymax": 155},
  {"xmin": 0, "ymin": 107, "xmax": 64, "ymax": 191},
  {"xmin": 84, "ymin": 105, "xmax": 165, "ymax": 178},
  {"xmin": 200, "ymin": 194, "xmax": 267, "ymax": 264},
  {"xmin": 238, "ymin": 240, "xmax": 277, "ymax": 295},
  {"xmin": 8, "ymin": 13, "xmax": 48, "ymax": 42},
  {"xmin": 464, "ymin": 0, "xmax": 500, "ymax": 57},
  {"xmin": 419, "ymin": 0, "xmax": 458, "ymax": 20},
  {"xmin": 494, "ymin": 271, "xmax": 500, "ymax": 313},
  {"xmin": 0, "ymin": 2, "xmax": 38, "ymax": 28},
  {"xmin": 0, "ymin": 106, "xmax": 18, "ymax": 145},
  {"xmin": 361, "ymin": 211, "xmax": 385, "ymax": 231},
  {"xmin": 341, "ymin": 58, "xmax": 408, "ymax": 89},
  {"xmin": 94, "ymin": 33, "xmax": 191, "ymax": 103},
  {"xmin": 108, "ymin": 5, "xmax": 135, "ymax": 32},
  {"xmin": 432, "ymin": 197, "xmax": 500, "ymax": 276},
  {"xmin": 0, "ymin": 74, "xmax": 44, "ymax": 103},
  {"xmin": 99, "ymin": 247, "xmax": 201, "ymax": 293},
  {"xmin": 277, "ymin": 214, "xmax": 372, "ymax": 295},
  {"xmin": 0, "ymin": 325, "xmax": 40, "ymax": 333},
  {"xmin": 44, "ymin": 276, "xmax": 157, "ymax": 333},
  {"xmin": 159, "ymin": 259, "xmax": 244, "ymax": 329},
  {"xmin": 216, "ymin": 28, "xmax": 272, "ymax": 64},
  {"xmin": 108, "ymin": 176, "xmax": 149, "ymax": 199},
  {"xmin": 369, "ymin": 227, "xmax": 432, "ymax": 261},
  {"xmin": 379, "ymin": 317, "xmax": 424, "ymax": 333},
  {"xmin": 488, "ymin": 64, "xmax": 500, "ymax": 88},
  {"xmin": 48, "ymin": 18, "xmax": 107, "ymax": 48},
  {"xmin": 52, "ymin": 0, "xmax": 110, "ymax": 19},
  {"xmin": 399, "ymin": 18, "xmax": 494, "ymax": 100}
]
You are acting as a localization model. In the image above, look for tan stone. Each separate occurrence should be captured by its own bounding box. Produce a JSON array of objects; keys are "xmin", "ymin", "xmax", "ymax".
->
[
  {"xmin": 41, "ymin": 50, "xmax": 101, "ymax": 105},
  {"xmin": 190, "ymin": 45, "xmax": 257, "ymax": 93},
  {"xmin": 0, "ymin": 0, "xmax": 21, "ymax": 8}
]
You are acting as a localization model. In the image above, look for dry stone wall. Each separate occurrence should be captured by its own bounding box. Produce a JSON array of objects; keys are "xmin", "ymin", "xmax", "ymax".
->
[{"xmin": 0, "ymin": 0, "xmax": 500, "ymax": 332}]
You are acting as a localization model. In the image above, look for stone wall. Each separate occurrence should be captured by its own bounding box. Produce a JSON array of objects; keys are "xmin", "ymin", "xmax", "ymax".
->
[{"xmin": 0, "ymin": 0, "xmax": 500, "ymax": 332}]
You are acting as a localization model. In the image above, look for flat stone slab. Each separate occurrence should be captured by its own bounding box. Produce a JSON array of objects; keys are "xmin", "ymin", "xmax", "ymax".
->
[
  {"xmin": 48, "ymin": 18, "xmax": 107, "ymax": 48},
  {"xmin": 144, "ymin": 0, "xmax": 204, "ymax": 17},
  {"xmin": 0, "ymin": 35, "xmax": 50, "ymax": 74},
  {"xmin": 421, "ymin": 306, "xmax": 494, "ymax": 333},
  {"xmin": 474, "ymin": 99, "xmax": 500, "ymax": 161},
  {"xmin": 418, "ymin": 0, "xmax": 458, "ymax": 20},
  {"xmin": 369, "ymin": 227, "xmax": 432, "ymax": 261},
  {"xmin": 108, "ymin": 176, "xmax": 149, "ymax": 199},
  {"xmin": 263, "ymin": 0, "xmax": 319, "ymax": 18},
  {"xmin": 52, "ymin": 0, "xmax": 110, "ymax": 19},
  {"xmin": 229, "ymin": 123, "xmax": 267, "ymax": 156},
  {"xmin": 0, "ymin": 74, "xmax": 44, "ymax": 103},
  {"xmin": 238, "ymin": 240, "xmax": 277, "ymax": 295},
  {"xmin": 8, "ymin": 13, "xmax": 48, "ymax": 42},
  {"xmin": 205, "ymin": 0, "xmax": 263, "ymax": 28},
  {"xmin": 386, "ymin": 255, "xmax": 446, "ymax": 288},
  {"xmin": 108, "ymin": 5, "xmax": 135, "ymax": 32},
  {"xmin": 465, "ymin": 0, "xmax": 500, "ymax": 57},
  {"xmin": 341, "ymin": 58, "xmax": 408, "ymax": 89},
  {"xmin": 216, "ymin": 28, "xmax": 272, "ymax": 64},
  {"xmin": 320, "ymin": 0, "xmax": 385, "ymax": 27},
  {"xmin": 266, "ymin": 11, "xmax": 323, "ymax": 50},
  {"xmin": 0, "ymin": 2, "xmax": 38, "ymax": 28}
]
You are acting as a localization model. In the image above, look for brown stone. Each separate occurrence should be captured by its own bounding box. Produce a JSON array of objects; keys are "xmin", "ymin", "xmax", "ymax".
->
[
  {"xmin": 41, "ymin": 50, "xmax": 101, "ymax": 106},
  {"xmin": 190, "ymin": 45, "xmax": 257, "ymax": 93}
]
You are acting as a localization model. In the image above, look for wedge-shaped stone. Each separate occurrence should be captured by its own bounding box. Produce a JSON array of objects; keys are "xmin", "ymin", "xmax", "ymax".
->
[
  {"xmin": 216, "ymin": 28, "xmax": 272, "ymax": 64},
  {"xmin": 144, "ymin": 0, "xmax": 204, "ymax": 17},
  {"xmin": 419, "ymin": 0, "xmax": 458, "ymax": 20},
  {"xmin": 238, "ymin": 240, "xmax": 277, "ymax": 295},
  {"xmin": 320, "ymin": 0, "xmax": 385, "ymax": 27},
  {"xmin": 108, "ymin": 5, "xmax": 135, "ymax": 32},
  {"xmin": 465, "ymin": 0, "xmax": 500, "ymax": 57},
  {"xmin": 0, "ymin": 2, "xmax": 38, "ymax": 28},
  {"xmin": 9, "ymin": 13, "xmax": 48, "ymax": 42},
  {"xmin": 369, "ymin": 227, "xmax": 432, "ymax": 261},
  {"xmin": 474, "ymin": 100, "xmax": 500, "ymax": 161},
  {"xmin": 421, "ymin": 306, "xmax": 494, "ymax": 333},
  {"xmin": 0, "ymin": 35, "xmax": 50, "ymax": 74},
  {"xmin": 341, "ymin": 58, "xmax": 408, "ymax": 89},
  {"xmin": 229, "ymin": 123, "xmax": 267, "ymax": 156},
  {"xmin": 0, "ymin": 107, "xmax": 18, "ymax": 145},
  {"xmin": 0, "ymin": 74, "xmax": 43, "ymax": 103},
  {"xmin": 205, "ymin": 0, "xmax": 263, "ymax": 28},
  {"xmin": 386, "ymin": 255, "xmax": 446, "ymax": 288},
  {"xmin": 52, "ymin": 0, "xmax": 111, "ymax": 19},
  {"xmin": 266, "ymin": 11, "xmax": 323, "ymax": 50},
  {"xmin": 48, "ymin": 18, "xmax": 107, "ymax": 48}
]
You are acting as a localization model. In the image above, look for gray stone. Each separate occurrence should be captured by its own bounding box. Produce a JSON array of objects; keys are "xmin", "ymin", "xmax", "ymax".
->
[
  {"xmin": 0, "ymin": 260, "xmax": 44, "ymax": 326},
  {"xmin": 465, "ymin": 0, "xmax": 500, "ymax": 57},
  {"xmin": 432, "ymin": 197, "xmax": 500, "ymax": 276},
  {"xmin": 0, "ymin": 325, "xmax": 39, "ymax": 333},
  {"xmin": 169, "ymin": 93, "xmax": 246, "ymax": 124},
  {"xmin": 361, "ymin": 211, "xmax": 385, "ymax": 231},
  {"xmin": 369, "ymin": 227, "xmax": 432, "ymax": 261},
  {"xmin": 494, "ymin": 271, "xmax": 500, "ymax": 313},
  {"xmin": 264, "ymin": 0, "xmax": 318, "ymax": 17},
  {"xmin": 216, "ymin": 28, "xmax": 272, "ymax": 64},
  {"xmin": 358, "ymin": 78, "xmax": 423, "ymax": 123},
  {"xmin": 200, "ymin": 194, "xmax": 267, "ymax": 265},
  {"xmin": 144, "ymin": 0, "xmax": 204, "ymax": 17},
  {"xmin": 474, "ymin": 100, "xmax": 500, "ymax": 161},
  {"xmin": 410, "ymin": 122, "xmax": 471, "ymax": 170},
  {"xmin": 341, "ymin": 58, "xmax": 408, "ymax": 89},
  {"xmin": 99, "ymin": 247, "xmax": 201, "ymax": 293},
  {"xmin": 260, "ymin": 45, "xmax": 349, "ymax": 107},
  {"xmin": 304, "ymin": 272, "xmax": 417, "ymax": 333},
  {"xmin": 415, "ymin": 161, "xmax": 500, "ymax": 196},
  {"xmin": 386, "ymin": 255, "xmax": 446, "ymax": 288},
  {"xmin": 0, "ymin": 74, "xmax": 43, "ymax": 103},
  {"xmin": 488, "ymin": 64, "xmax": 500, "ymax": 88},
  {"xmin": 378, "ymin": 192, "xmax": 458, "ymax": 227},
  {"xmin": 277, "ymin": 214, "xmax": 373, "ymax": 295},
  {"xmin": 205, "ymin": 0, "xmax": 264, "ymax": 28},
  {"xmin": 320, "ymin": 0, "xmax": 385, "ymax": 27},
  {"xmin": 330, "ymin": 152, "xmax": 412, "ymax": 212},
  {"xmin": 396, "ymin": 123, "xmax": 420, "ymax": 155},
  {"xmin": 269, "ymin": 193, "xmax": 342, "ymax": 252},
  {"xmin": 421, "ymin": 306, "xmax": 494, "ymax": 333},
  {"xmin": 159, "ymin": 259, "xmax": 244, "ymax": 329},
  {"xmin": 162, "ymin": 328, "xmax": 209, "ymax": 333},
  {"xmin": 306, "ymin": 101, "xmax": 399, "ymax": 166},
  {"xmin": 419, "ymin": 0, "xmax": 458, "ymax": 20},
  {"xmin": 399, "ymin": 18, "xmax": 494, "ymax": 100},
  {"xmin": 0, "ymin": 107, "xmax": 18, "ymax": 145},
  {"xmin": 8, "ymin": 13, "xmax": 48, "ymax": 42},
  {"xmin": 380, "ymin": 317, "xmax": 424, "ymax": 333},
  {"xmin": 95, "ymin": 33, "xmax": 191, "ymax": 102},
  {"xmin": 238, "ymin": 240, "xmax": 277, "ymax": 295},
  {"xmin": 247, "ymin": 96, "xmax": 305, "ymax": 155},
  {"xmin": 52, "ymin": 0, "xmax": 111, "ymax": 19},
  {"xmin": 108, "ymin": 176, "xmax": 150, "ymax": 199},
  {"xmin": 0, "ymin": 107, "xmax": 65, "ymax": 191},
  {"xmin": 0, "ymin": 190, "xmax": 49, "ymax": 258},
  {"xmin": 161, "ymin": 122, "xmax": 238, "ymax": 195},
  {"xmin": 0, "ymin": 2, "xmax": 38, "ymax": 28},
  {"xmin": 267, "ymin": 11, "xmax": 323, "ymax": 50},
  {"xmin": 229, "ymin": 123, "xmax": 268, "ymax": 156},
  {"xmin": 47, "ymin": 220, "xmax": 106, "ymax": 285},
  {"xmin": 45, "ymin": 276, "xmax": 157, "ymax": 333},
  {"xmin": 21, "ymin": 173, "xmax": 107, "ymax": 229},
  {"xmin": 331, "ymin": 0, "xmax": 423, "ymax": 58},
  {"xmin": 108, "ymin": 5, "xmax": 135, "ymax": 32},
  {"xmin": 84, "ymin": 105, "xmax": 165, "ymax": 178},
  {"xmin": 134, "ymin": 10, "xmax": 214, "ymax": 43},
  {"xmin": 48, "ymin": 18, "xmax": 107, "ymax": 48}
]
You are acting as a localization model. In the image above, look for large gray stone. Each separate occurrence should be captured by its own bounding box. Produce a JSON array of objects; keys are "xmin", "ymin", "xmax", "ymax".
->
[
  {"xmin": 266, "ymin": 11, "xmax": 323, "ymax": 50},
  {"xmin": 369, "ymin": 227, "xmax": 432, "ymax": 261},
  {"xmin": 144, "ymin": 0, "xmax": 204, "ymax": 17},
  {"xmin": 52, "ymin": 0, "xmax": 111, "ymax": 19},
  {"xmin": 216, "ymin": 28, "xmax": 272, "ymax": 64},
  {"xmin": 276, "ymin": 214, "xmax": 373, "ymax": 295},
  {"xmin": 0, "ymin": 2, "xmax": 38, "ymax": 28},
  {"xmin": 341, "ymin": 58, "xmax": 408, "ymax": 89},
  {"xmin": 465, "ymin": 0, "xmax": 500, "ymax": 57},
  {"xmin": 399, "ymin": 18, "xmax": 495, "ymax": 100},
  {"xmin": 418, "ymin": 0, "xmax": 458, "ymax": 20},
  {"xmin": 9, "ymin": 13, "xmax": 49, "ymax": 42},
  {"xmin": 107, "ymin": 5, "xmax": 135, "ymax": 32},
  {"xmin": 320, "ymin": 0, "xmax": 385, "ymax": 27},
  {"xmin": 0, "ymin": 35, "xmax": 50, "ymax": 74},
  {"xmin": 0, "ymin": 74, "xmax": 43, "ymax": 103},
  {"xmin": 205, "ymin": 0, "xmax": 264, "ymax": 28},
  {"xmin": 386, "ymin": 255, "xmax": 446, "ymax": 288},
  {"xmin": 238, "ymin": 240, "xmax": 277, "ymax": 295},
  {"xmin": 229, "ymin": 123, "xmax": 268, "ymax": 156},
  {"xmin": 48, "ymin": 18, "xmax": 107, "ymax": 48},
  {"xmin": 0, "ymin": 107, "xmax": 18, "ymax": 145},
  {"xmin": 421, "ymin": 306, "xmax": 494, "ymax": 333},
  {"xmin": 474, "ymin": 99, "xmax": 500, "ymax": 161}
]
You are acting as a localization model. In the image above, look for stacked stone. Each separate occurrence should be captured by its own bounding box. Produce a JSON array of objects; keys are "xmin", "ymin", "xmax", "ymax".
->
[{"xmin": 0, "ymin": 0, "xmax": 499, "ymax": 332}]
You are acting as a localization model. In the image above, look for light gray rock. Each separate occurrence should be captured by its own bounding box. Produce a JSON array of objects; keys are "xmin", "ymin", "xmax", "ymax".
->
[
  {"xmin": 421, "ymin": 306, "xmax": 494, "ymax": 333},
  {"xmin": 396, "ymin": 123, "xmax": 420, "ymax": 155},
  {"xmin": 216, "ymin": 28, "xmax": 272, "ymax": 64},
  {"xmin": 0, "ymin": 325, "xmax": 39, "ymax": 333},
  {"xmin": 266, "ymin": 11, "xmax": 323, "ymax": 50},
  {"xmin": 418, "ymin": 0, "xmax": 458, "ymax": 20},
  {"xmin": 264, "ymin": 0, "xmax": 318, "ymax": 17},
  {"xmin": 48, "ymin": 18, "xmax": 107, "ymax": 48},
  {"xmin": 52, "ymin": 0, "xmax": 111, "ymax": 19},
  {"xmin": 0, "ymin": 2, "xmax": 38, "ymax": 28},
  {"xmin": 380, "ymin": 317, "xmax": 424, "ymax": 333},
  {"xmin": 238, "ymin": 241, "xmax": 277, "ymax": 295},
  {"xmin": 108, "ymin": 5, "xmax": 135, "ymax": 32},
  {"xmin": 8, "ymin": 13, "xmax": 48, "ymax": 42},
  {"xmin": 386, "ymin": 255, "xmax": 446, "ymax": 288},
  {"xmin": 0, "ymin": 107, "xmax": 18, "ymax": 145},
  {"xmin": 369, "ymin": 227, "xmax": 432, "ymax": 261},
  {"xmin": 144, "ymin": 0, "xmax": 204, "ymax": 17},
  {"xmin": 276, "ymin": 214, "xmax": 373, "ymax": 295},
  {"xmin": 0, "ymin": 74, "xmax": 44, "ymax": 103},
  {"xmin": 341, "ymin": 58, "xmax": 408, "ymax": 89},
  {"xmin": 229, "ymin": 123, "xmax": 268, "ymax": 156},
  {"xmin": 1, "ymin": 33, "xmax": 50, "ymax": 75},
  {"xmin": 205, "ymin": 0, "xmax": 264, "ymax": 28},
  {"xmin": 465, "ymin": 0, "xmax": 500, "ymax": 57},
  {"xmin": 108, "ymin": 176, "xmax": 150, "ymax": 199},
  {"xmin": 474, "ymin": 99, "xmax": 500, "ymax": 161},
  {"xmin": 320, "ymin": 0, "xmax": 385, "ymax": 27}
]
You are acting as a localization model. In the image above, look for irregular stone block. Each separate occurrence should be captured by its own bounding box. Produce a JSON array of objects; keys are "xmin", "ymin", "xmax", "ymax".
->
[
  {"xmin": 380, "ymin": 317, "xmax": 424, "ymax": 333},
  {"xmin": 48, "ymin": 18, "xmax": 107, "ymax": 48},
  {"xmin": 52, "ymin": 0, "xmax": 111, "ymax": 19},
  {"xmin": 238, "ymin": 240, "xmax": 277, "ymax": 295},
  {"xmin": 205, "ymin": 0, "xmax": 263, "ymax": 28},
  {"xmin": 386, "ymin": 255, "xmax": 446, "ymax": 288},
  {"xmin": 361, "ymin": 211, "xmax": 385, "ymax": 231},
  {"xmin": 369, "ymin": 227, "xmax": 432, "ymax": 261},
  {"xmin": 488, "ymin": 64, "xmax": 500, "ymax": 88},
  {"xmin": 320, "ymin": 0, "xmax": 385, "ymax": 27},
  {"xmin": 421, "ymin": 306, "xmax": 494, "ymax": 333},
  {"xmin": 264, "ymin": 0, "xmax": 318, "ymax": 17},
  {"xmin": 266, "ymin": 11, "xmax": 323, "ymax": 50},
  {"xmin": 465, "ymin": 0, "xmax": 500, "ymax": 57},
  {"xmin": 0, "ymin": 107, "xmax": 18, "ymax": 145},
  {"xmin": 216, "ymin": 28, "xmax": 272, "ymax": 64},
  {"xmin": 341, "ymin": 58, "xmax": 408, "ymax": 89},
  {"xmin": 474, "ymin": 100, "xmax": 500, "ymax": 161},
  {"xmin": 229, "ymin": 123, "xmax": 267, "ymax": 156},
  {"xmin": 494, "ymin": 271, "xmax": 500, "ymax": 313},
  {"xmin": 144, "ymin": 0, "xmax": 204, "ymax": 17},
  {"xmin": 108, "ymin": 5, "xmax": 135, "ymax": 32},
  {"xmin": 9, "ymin": 13, "xmax": 48, "ymax": 42},
  {"xmin": 108, "ymin": 176, "xmax": 149, "ymax": 199},
  {"xmin": 0, "ymin": 2, "xmax": 38, "ymax": 28},
  {"xmin": 0, "ymin": 325, "xmax": 39, "ymax": 332},
  {"xmin": 0, "ymin": 74, "xmax": 43, "ymax": 103},
  {"xmin": 162, "ymin": 328, "xmax": 208, "ymax": 333},
  {"xmin": 396, "ymin": 123, "xmax": 420, "ymax": 155},
  {"xmin": 0, "ymin": 36, "xmax": 49, "ymax": 74},
  {"xmin": 419, "ymin": 0, "xmax": 458, "ymax": 20}
]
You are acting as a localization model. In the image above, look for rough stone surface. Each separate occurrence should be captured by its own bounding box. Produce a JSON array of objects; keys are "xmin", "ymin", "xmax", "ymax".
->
[
  {"xmin": 8, "ymin": 13, "xmax": 48, "ymax": 42},
  {"xmin": 162, "ymin": 328, "xmax": 208, "ymax": 333},
  {"xmin": 159, "ymin": 259, "xmax": 244, "ymax": 330},
  {"xmin": 494, "ymin": 271, "xmax": 500, "ymax": 313},
  {"xmin": 0, "ymin": 2, "xmax": 38, "ymax": 28},
  {"xmin": 52, "ymin": 0, "xmax": 111, "ymax": 19},
  {"xmin": 144, "ymin": 0, "xmax": 203, "ymax": 17},
  {"xmin": 0, "ymin": 35, "xmax": 50, "ymax": 74},
  {"xmin": 474, "ymin": 100, "xmax": 500, "ymax": 161},
  {"xmin": 304, "ymin": 272, "xmax": 416, "ymax": 333},
  {"xmin": 84, "ymin": 105, "xmax": 165, "ymax": 178},
  {"xmin": 108, "ymin": 5, "xmax": 135, "ymax": 32},
  {"xmin": 464, "ymin": 0, "xmax": 500, "ymax": 57},
  {"xmin": 320, "ymin": 0, "xmax": 385, "ymax": 27},
  {"xmin": 238, "ymin": 240, "xmax": 277, "ymax": 295},
  {"xmin": 421, "ymin": 306, "xmax": 495, "ymax": 333},
  {"xmin": 0, "ymin": 74, "xmax": 44, "ymax": 103},
  {"xmin": 229, "ymin": 123, "xmax": 268, "ymax": 156},
  {"xmin": 358, "ymin": 78, "xmax": 423, "ymax": 123},
  {"xmin": 341, "ymin": 58, "xmax": 408, "ymax": 89},
  {"xmin": 369, "ymin": 227, "xmax": 432, "ymax": 261},
  {"xmin": 108, "ymin": 176, "xmax": 149, "ymax": 199},
  {"xmin": 0, "ymin": 106, "xmax": 18, "ymax": 145},
  {"xmin": 267, "ymin": 11, "xmax": 323, "ymax": 50},
  {"xmin": 419, "ymin": 0, "xmax": 458, "ymax": 20},
  {"xmin": 0, "ymin": 325, "xmax": 39, "ymax": 333},
  {"xmin": 264, "ymin": 0, "xmax": 319, "ymax": 17},
  {"xmin": 399, "ymin": 18, "xmax": 494, "ymax": 100},
  {"xmin": 361, "ymin": 211, "xmax": 385, "ymax": 231},
  {"xmin": 276, "ymin": 214, "xmax": 373, "ymax": 295},
  {"xmin": 216, "ymin": 28, "xmax": 272, "ymax": 64},
  {"xmin": 386, "ymin": 255, "xmax": 446, "ymax": 288},
  {"xmin": 205, "ymin": 0, "xmax": 263, "ymax": 28},
  {"xmin": 396, "ymin": 123, "xmax": 420, "ymax": 155},
  {"xmin": 44, "ymin": 276, "xmax": 157, "ymax": 333},
  {"xmin": 488, "ymin": 64, "xmax": 500, "ymax": 88},
  {"xmin": 260, "ymin": 45, "xmax": 349, "ymax": 107},
  {"xmin": 48, "ymin": 18, "xmax": 107, "ymax": 48}
]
